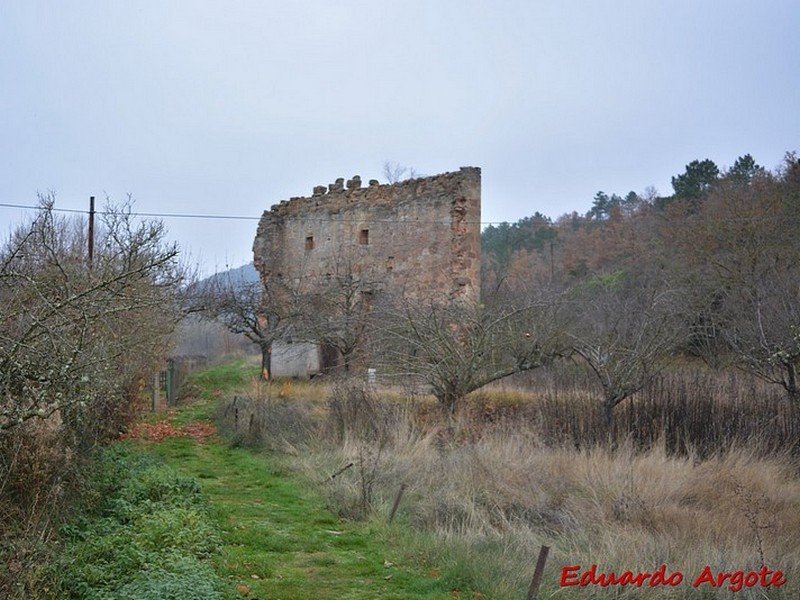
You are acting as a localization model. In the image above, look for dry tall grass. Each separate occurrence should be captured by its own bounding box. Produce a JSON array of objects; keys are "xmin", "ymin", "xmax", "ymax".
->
[
  {"xmin": 217, "ymin": 366, "xmax": 800, "ymax": 598},
  {"xmin": 308, "ymin": 426, "xmax": 800, "ymax": 597}
]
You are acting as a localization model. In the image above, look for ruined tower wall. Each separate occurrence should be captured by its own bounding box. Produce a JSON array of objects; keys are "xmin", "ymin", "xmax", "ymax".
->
[{"xmin": 253, "ymin": 167, "xmax": 481, "ymax": 303}]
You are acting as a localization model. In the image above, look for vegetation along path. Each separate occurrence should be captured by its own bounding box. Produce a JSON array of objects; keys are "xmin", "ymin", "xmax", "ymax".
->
[{"xmin": 130, "ymin": 365, "xmax": 461, "ymax": 600}]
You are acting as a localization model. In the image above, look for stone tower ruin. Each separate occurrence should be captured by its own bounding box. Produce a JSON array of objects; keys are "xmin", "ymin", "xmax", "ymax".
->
[{"xmin": 252, "ymin": 167, "xmax": 481, "ymax": 304}]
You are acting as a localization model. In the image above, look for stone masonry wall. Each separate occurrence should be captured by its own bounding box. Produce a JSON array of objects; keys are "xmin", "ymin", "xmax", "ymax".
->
[{"xmin": 252, "ymin": 167, "xmax": 481, "ymax": 303}]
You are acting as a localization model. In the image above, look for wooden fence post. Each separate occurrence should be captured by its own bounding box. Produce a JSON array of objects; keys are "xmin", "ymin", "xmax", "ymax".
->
[
  {"xmin": 388, "ymin": 483, "xmax": 406, "ymax": 523},
  {"xmin": 526, "ymin": 545, "xmax": 550, "ymax": 600},
  {"xmin": 330, "ymin": 462, "xmax": 354, "ymax": 479},
  {"xmin": 152, "ymin": 370, "xmax": 160, "ymax": 411}
]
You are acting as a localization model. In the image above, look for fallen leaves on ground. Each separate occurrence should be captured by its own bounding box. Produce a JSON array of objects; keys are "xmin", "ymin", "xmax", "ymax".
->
[{"xmin": 121, "ymin": 419, "xmax": 217, "ymax": 442}]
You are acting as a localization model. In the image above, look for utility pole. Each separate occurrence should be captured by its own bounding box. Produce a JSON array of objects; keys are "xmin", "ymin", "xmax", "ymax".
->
[{"xmin": 88, "ymin": 196, "xmax": 95, "ymax": 272}]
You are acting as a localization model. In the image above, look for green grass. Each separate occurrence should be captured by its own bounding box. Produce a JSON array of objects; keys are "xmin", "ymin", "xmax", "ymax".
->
[
  {"xmin": 127, "ymin": 362, "xmax": 467, "ymax": 599},
  {"xmin": 146, "ymin": 436, "xmax": 457, "ymax": 599},
  {"xmin": 166, "ymin": 359, "xmax": 259, "ymax": 427},
  {"xmin": 89, "ymin": 358, "xmax": 800, "ymax": 600},
  {"xmin": 53, "ymin": 445, "xmax": 226, "ymax": 599},
  {"xmin": 182, "ymin": 358, "xmax": 260, "ymax": 400}
]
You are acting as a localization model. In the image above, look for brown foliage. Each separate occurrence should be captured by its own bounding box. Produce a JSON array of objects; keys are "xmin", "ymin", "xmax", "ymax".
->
[
  {"xmin": 121, "ymin": 419, "xmax": 217, "ymax": 442},
  {"xmin": 0, "ymin": 196, "xmax": 187, "ymax": 592}
]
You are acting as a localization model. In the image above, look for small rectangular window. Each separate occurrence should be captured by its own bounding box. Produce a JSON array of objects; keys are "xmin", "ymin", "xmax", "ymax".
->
[
  {"xmin": 305, "ymin": 235, "xmax": 314, "ymax": 251},
  {"xmin": 359, "ymin": 229, "xmax": 369, "ymax": 245}
]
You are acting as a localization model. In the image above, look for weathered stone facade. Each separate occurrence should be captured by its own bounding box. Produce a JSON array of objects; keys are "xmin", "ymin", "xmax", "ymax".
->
[{"xmin": 252, "ymin": 167, "xmax": 481, "ymax": 303}]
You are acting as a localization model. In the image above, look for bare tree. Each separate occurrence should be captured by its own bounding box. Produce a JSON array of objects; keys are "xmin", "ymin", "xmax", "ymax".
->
[
  {"xmin": 295, "ymin": 255, "xmax": 382, "ymax": 374},
  {"xmin": 0, "ymin": 195, "xmax": 188, "ymax": 585},
  {"xmin": 190, "ymin": 271, "xmax": 298, "ymax": 380},
  {"xmin": 682, "ymin": 162, "xmax": 800, "ymax": 408},
  {"xmin": 378, "ymin": 290, "xmax": 569, "ymax": 414},
  {"xmin": 382, "ymin": 161, "xmax": 419, "ymax": 184},
  {"xmin": 567, "ymin": 270, "xmax": 687, "ymax": 429},
  {"xmin": 0, "ymin": 195, "xmax": 186, "ymax": 437}
]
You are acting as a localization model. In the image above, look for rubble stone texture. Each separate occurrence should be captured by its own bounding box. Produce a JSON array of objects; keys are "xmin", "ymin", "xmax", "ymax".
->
[{"xmin": 252, "ymin": 167, "xmax": 481, "ymax": 303}]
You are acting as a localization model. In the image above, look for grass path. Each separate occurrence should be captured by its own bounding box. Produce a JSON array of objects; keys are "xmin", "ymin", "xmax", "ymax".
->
[{"xmin": 136, "ymin": 393, "xmax": 458, "ymax": 600}]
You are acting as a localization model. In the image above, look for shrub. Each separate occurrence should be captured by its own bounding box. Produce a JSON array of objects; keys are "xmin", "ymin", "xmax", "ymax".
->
[
  {"xmin": 0, "ymin": 200, "xmax": 186, "ymax": 596},
  {"xmin": 107, "ymin": 554, "xmax": 222, "ymax": 600},
  {"xmin": 215, "ymin": 388, "xmax": 316, "ymax": 452},
  {"xmin": 134, "ymin": 507, "xmax": 221, "ymax": 557},
  {"xmin": 52, "ymin": 446, "xmax": 225, "ymax": 599},
  {"xmin": 295, "ymin": 370, "xmax": 800, "ymax": 598}
]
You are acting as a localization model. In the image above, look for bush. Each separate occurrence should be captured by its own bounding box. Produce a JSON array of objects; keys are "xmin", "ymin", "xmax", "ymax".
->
[
  {"xmin": 108, "ymin": 554, "xmax": 222, "ymax": 600},
  {"xmin": 0, "ymin": 200, "xmax": 187, "ymax": 597},
  {"xmin": 134, "ymin": 507, "xmax": 221, "ymax": 557},
  {"xmin": 53, "ymin": 446, "xmax": 225, "ymax": 599}
]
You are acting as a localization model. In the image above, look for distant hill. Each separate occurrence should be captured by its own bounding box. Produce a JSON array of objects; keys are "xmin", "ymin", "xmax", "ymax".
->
[{"xmin": 200, "ymin": 262, "xmax": 259, "ymax": 289}]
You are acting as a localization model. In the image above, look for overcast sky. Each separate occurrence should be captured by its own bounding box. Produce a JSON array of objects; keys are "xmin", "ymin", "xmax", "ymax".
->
[{"xmin": 2, "ymin": 1, "xmax": 798, "ymax": 275}]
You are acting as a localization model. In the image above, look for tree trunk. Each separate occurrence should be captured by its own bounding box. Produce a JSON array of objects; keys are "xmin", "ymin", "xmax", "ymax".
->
[
  {"xmin": 601, "ymin": 398, "xmax": 616, "ymax": 432},
  {"xmin": 260, "ymin": 342, "xmax": 272, "ymax": 381},
  {"xmin": 435, "ymin": 387, "xmax": 460, "ymax": 418},
  {"xmin": 446, "ymin": 393, "xmax": 458, "ymax": 416},
  {"xmin": 784, "ymin": 362, "xmax": 799, "ymax": 418},
  {"xmin": 785, "ymin": 362, "xmax": 798, "ymax": 395}
]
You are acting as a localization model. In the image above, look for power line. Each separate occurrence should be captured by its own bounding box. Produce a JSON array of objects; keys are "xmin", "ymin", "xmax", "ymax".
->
[
  {"xmin": 0, "ymin": 202, "xmax": 260, "ymax": 221},
  {"xmin": 0, "ymin": 201, "xmax": 792, "ymax": 226},
  {"xmin": 0, "ymin": 202, "xmax": 86, "ymax": 215},
  {"xmin": 0, "ymin": 202, "xmax": 496, "ymax": 225}
]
